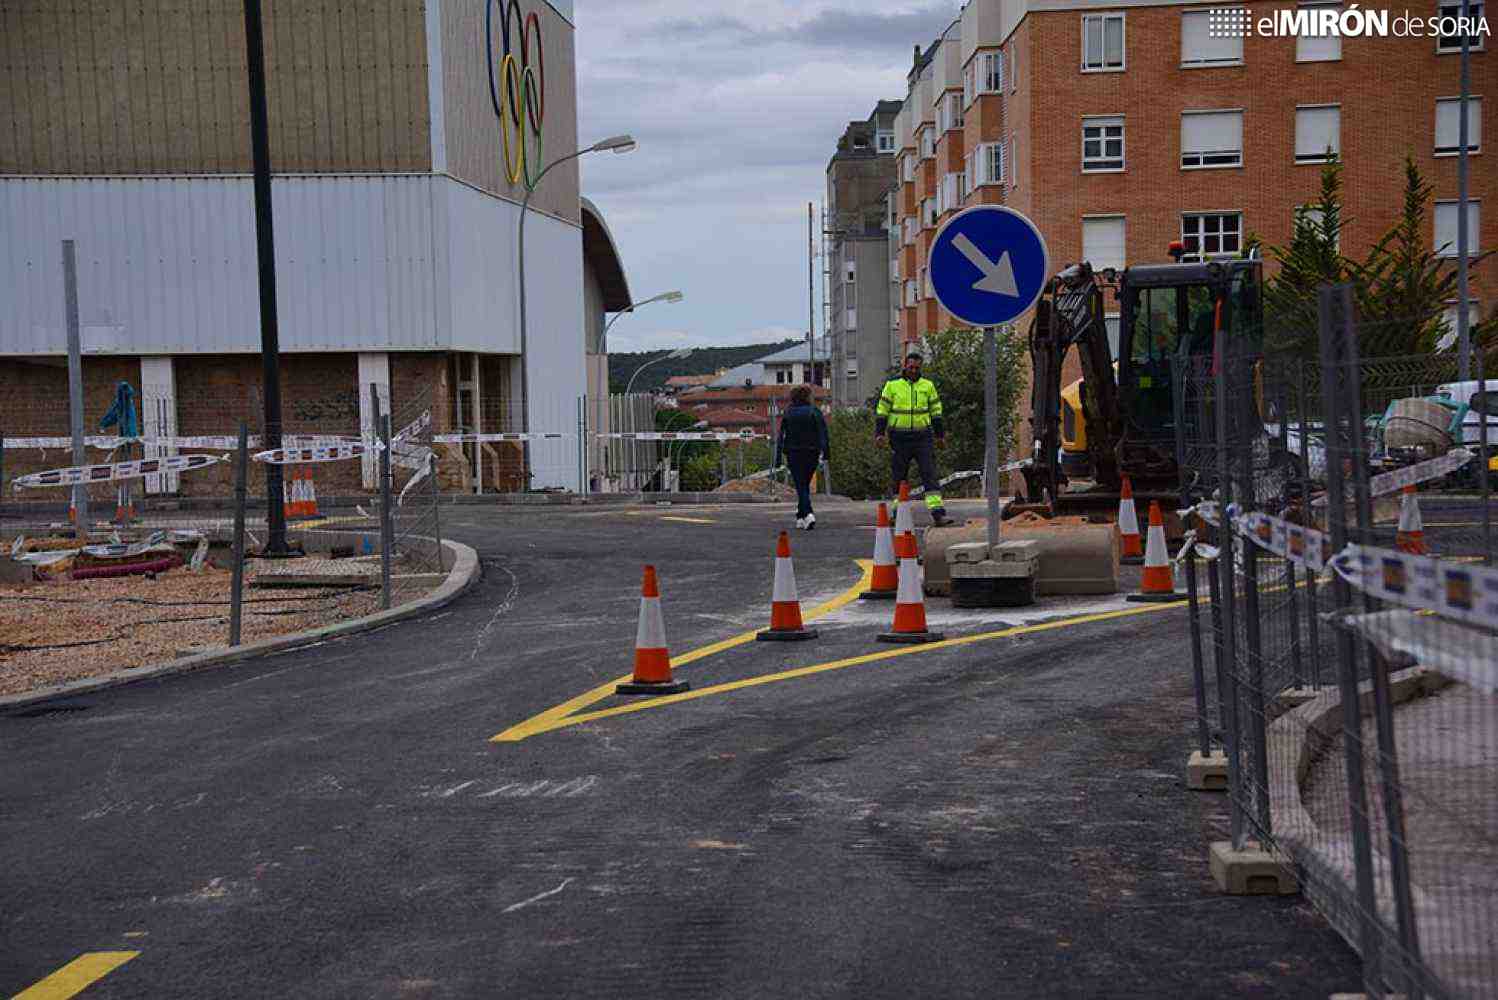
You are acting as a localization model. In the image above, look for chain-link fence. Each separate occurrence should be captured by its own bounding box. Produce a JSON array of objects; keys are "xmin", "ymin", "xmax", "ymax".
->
[{"xmin": 1176, "ymin": 286, "xmax": 1498, "ymax": 998}]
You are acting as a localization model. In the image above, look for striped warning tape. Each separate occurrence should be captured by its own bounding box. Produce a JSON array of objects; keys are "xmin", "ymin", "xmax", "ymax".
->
[
  {"xmin": 1233, "ymin": 509, "xmax": 1337, "ymax": 573},
  {"xmin": 432, "ymin": 432, "xmax": 569, "ymax": 443},
  {"xmin": 12, "ymin": 453, "xmax": 223, "ymax": 490},
  {"xmin": 596, "ymin": 431, "xmax": 766, "ymax": 441},
  {"xmin": 253, "ymin": 443, "xmax": 368, "ymax": 465},
  {"xmin": 2, "ymin": 433, "xmax": 355, "ymax": 451},
  {"xmin": 1330, "ymin": 543, "xmax": 1498, "ymax": 631},
  {"xmin": 1311, "ymin": 447, "xmax": 1474, "ymax": 507}
]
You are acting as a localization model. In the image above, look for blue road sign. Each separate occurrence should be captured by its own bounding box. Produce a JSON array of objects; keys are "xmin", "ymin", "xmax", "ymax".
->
[{"xmin": 927, "ymin": 206, "xmax": 1050, "ymax": 327}]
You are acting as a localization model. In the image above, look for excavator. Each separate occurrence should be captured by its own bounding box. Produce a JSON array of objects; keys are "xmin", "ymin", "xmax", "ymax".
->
[{"xmin": 1013, "ymin": 247, "xmax": 1265, "ymax": 517}]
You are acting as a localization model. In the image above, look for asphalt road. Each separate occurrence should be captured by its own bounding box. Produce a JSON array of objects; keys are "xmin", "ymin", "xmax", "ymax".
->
[{"xmin": 1, "ymin": 498, "xmax": 1362, "ymax": 998}]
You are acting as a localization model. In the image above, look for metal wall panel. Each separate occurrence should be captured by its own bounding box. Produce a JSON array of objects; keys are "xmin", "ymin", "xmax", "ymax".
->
[{"xmin": 0, "ymin": 175, "xmax": 451, "ymax": 355}]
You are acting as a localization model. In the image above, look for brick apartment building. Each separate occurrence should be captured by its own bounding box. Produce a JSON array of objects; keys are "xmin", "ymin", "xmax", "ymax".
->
[
  {"xmin": 0, "ymin": 0, "xmax": 626, "ymax": 496},
  {"xmin": 826, "ymin": 101, "xmax": 903, "ymax": 408},
  {"xmin": 892, "ymin": 0, "xmax": 1493, "ymax": 352}
]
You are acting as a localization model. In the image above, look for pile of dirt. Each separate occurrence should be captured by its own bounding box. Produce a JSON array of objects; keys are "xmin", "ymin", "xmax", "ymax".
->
[{"xmin": 713, "ymin": 476, "xmax": 795, "ymax": 499}]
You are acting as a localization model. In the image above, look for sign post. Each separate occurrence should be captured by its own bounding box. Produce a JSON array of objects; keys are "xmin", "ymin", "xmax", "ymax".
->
[{"xmin": 927, "ymin": 206, "xmax": 1050, "ymax": 549}]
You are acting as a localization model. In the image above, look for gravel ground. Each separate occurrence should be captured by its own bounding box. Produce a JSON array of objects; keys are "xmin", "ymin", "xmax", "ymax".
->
[{"xmin": 0, "ymin": 563, "xmax": 400, "ymax": 696}]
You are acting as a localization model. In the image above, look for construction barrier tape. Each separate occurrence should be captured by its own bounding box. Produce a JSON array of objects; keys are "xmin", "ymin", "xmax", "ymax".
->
[
  {"xmin": 1339, "ymin": 610, "xmax": 1498, "ymax": 694},
  {"xmin": 1233, "ymin": 510, "xmax": 1337, "ymax": 574},
  {"xmin": 391, "ymin": 411, "xmax": 432, "ymax": 447},
  {"xmin": 432, "ymin": 432, "xmax": 570, "ymax": 443},
  {"xmin": 253, "ymin": 443, "xmax": 368, "ymax": 465},
  {"xmin": 3, "ymin": 433, "xmax": 357, "ymax": 451},
  {"xmin": 1330, "ymin": 543, "xmax": 1498, "ymax": 631},
  {"xmin": 12, "ymin": 453, "xmax": 223, "ymax": 490},
  {"xmin": 909, "ymin": 469, "xmax": 982, "ymax": 499},
  {"xmin": 595, "ymin": 431, "xmax": 766, "ymax": 442},
  {"xmin": 12, "ymin": 530, "xmax": 177, "ymax": 565},
  {"xmin": 1312, "ymin": 448, "xmax": 1474, "ymax": 507}
]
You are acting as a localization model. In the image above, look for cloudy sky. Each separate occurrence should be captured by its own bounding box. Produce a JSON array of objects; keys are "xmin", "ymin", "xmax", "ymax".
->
[{"xmin": 575, "ymin": 1, "xmax": 962, "ymax": 353}]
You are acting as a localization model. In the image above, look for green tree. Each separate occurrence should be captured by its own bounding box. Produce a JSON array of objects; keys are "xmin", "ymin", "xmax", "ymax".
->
[
  {"xmin": 918, "ymin": 326, "xmax": 1029, "ymax": 476},
  {"xmin": 1355, "ymin": 156, "xmax": 1492, "ymax": 356},
  {"xmin": 824, "ymin": 408, "xmax": 888, "ymax": 500},
  {"xmin": 1264, "ymin": 155, "xmax": 1349, "ymax": 354}
]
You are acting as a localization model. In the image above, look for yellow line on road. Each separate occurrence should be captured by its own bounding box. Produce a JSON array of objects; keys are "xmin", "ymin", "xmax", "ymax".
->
[
  {"xmin": 491, "ymin": 560, "xmax": 875, "ymax": 742},
  {"xmin": 660, "ymin": 515, "xmax": 717, "ymax": 524},
  {"xmin": 494, "ymin": 585, "xmax": 1188, "ymax": 742},
  {"xmin": 14, "ymin": 952, "xmax": 139, "ymax": 999}
]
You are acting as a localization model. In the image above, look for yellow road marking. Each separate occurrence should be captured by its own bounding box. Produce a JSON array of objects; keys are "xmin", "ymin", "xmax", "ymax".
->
[
  {"xmin": 660, "ymin": 515, "xmax": 716, "ymax": 524},
  {"xmin": 14, "ymin": 952, "xmax": 139, "ymax": 999},
  {"xmin": 491, "ymin": 560, "xmax": 875, "ymax": 742},
  {"xmin": 494, "ymin": 582, "xmax": 1188, "ymax": 742}
]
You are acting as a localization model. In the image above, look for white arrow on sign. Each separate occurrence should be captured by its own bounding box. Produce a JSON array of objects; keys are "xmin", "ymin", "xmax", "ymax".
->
[{"xmin": 952, "ymin": 233, "xmax": 1019, "ymax": 297}]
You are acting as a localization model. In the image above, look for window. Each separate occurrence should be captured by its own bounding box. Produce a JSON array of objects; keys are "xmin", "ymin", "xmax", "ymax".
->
[
  {"xmin": 965, "ymin": 153, "xmax": 976, "ymax": 197},
  {"xmin": 982, "ymin": 51, "xmax": 1004, "ymax": 92},
  {"xmin": 852, "ymin": 135, "xmax": 869, "ymax": 150},
  {"xmin": 963, "ymin": 63, "xmax": 976, "ymax": 108},
  {"xmin": 922, "ymin": 266, "xmax": 933, "ymax": 300},
  {"xmin": 946, "ymin": 92, "xmax": 964, "ymax": 131},
  {"xmin": 924, "ymin": 196, "xmax": 938, "ymax": 228},
  {"xmin": 1436, "ymin": 97, "xmax": 1483, "ymax": 154},
  {"xmin": 1083, "ymin": 115, "xmax": 1125, "ymax": 171},
  {"xmin": 1181, "ymin": 212, "xmax": 1243, "ymax": 260},
  {"xmin": 942, "ymin": 173, "xmax": 961, "ymax": 213},
  {"xmin": 1437, "ymin": 1, "xmax": 1486, "ymax": 51},
  {"xmin": 1181, "ymin": 9, "xmax": 1245, "ymax": 66},
  {"xmin": 1083, "ymin": 216, "xmax": 1127, "ymax": 271},
  {"xmin": 920, "ymin": 128, "xmax": 936, "ymax": 159},
  {"xmin": 903, "ymin": 216, "xmax": 917, "ymax": 245},
  {"xmin": 877, "ymin": 130, "xmax": 895, "ymax": 153},
  {"xmin": 845, "ymin": 260, "xmax": 856, "ymax": 283},
  {"xmin": 1082, "ymin": 13, "xmax": 1125, "ymax": 71},
  {"xmin": 1435, "ymin": 200, "xmax": 1483, "ymax": 256},
  {"xmin": 904, "ymin": 279, "xmax": 918, "ymax": 306},
  {"xmin": 891, "ymin": 257, "xmax": 901, "ymax": 282},
  {"xmin": 1010, "ymin": 135, "xmax": 1018, "ymax": 187},
  {"xmin": 1181, "ymin": 110, "xmax": 1244, "ymax": 168},
  {"xmin": 1011, "ymin": 43, "xmax": 1018, "ymax": 93},
  {"xmin": 901, "ymin": 154, "xmax": 915, "ymax": 182},
  {"xmin": 987, "ymin": 143, "xmax": 1004, "ymax": 185},
  {"xmin": 1297, "ymin": 3, "xmax": 1343, "ymax": 61},
  {"xmin": 1295, "ymin": 105, "xmax": 1341, "ymax": 162},
  {"xmin": 776, "ymin": 370, "xmax": 788, "ymax": 384},
  {"xmin": 845, "ymin": 308, "xmax": 857, "ymax": 330}
]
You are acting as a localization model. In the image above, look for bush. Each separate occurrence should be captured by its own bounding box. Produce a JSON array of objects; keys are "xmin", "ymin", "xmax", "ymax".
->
[{"xmin": 825, "ymin": 408, "xmax": 888, "ymax": 500}]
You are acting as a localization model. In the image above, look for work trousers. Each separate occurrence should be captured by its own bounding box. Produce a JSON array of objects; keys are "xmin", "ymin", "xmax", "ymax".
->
[
  {"xmin": 786, "ymin": 449, "xmax": 820, "ymax": 519},
  {"xmin": 889, "ymin": 429, "xmax": 941, "ymax": 506}
]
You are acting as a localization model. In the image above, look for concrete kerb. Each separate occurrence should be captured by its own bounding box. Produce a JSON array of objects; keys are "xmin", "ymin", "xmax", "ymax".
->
[{"xmin": 0, "ymin": 539, "xmax": 481, "ymax": 714}]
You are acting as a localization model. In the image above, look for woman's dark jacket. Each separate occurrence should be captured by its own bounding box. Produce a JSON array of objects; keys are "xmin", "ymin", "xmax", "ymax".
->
[{"xmin": 775, "ymin": 403, "xmax": 830, "ymax": 464}]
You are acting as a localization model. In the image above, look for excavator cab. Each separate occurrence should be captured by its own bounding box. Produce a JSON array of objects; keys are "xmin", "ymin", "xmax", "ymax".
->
[{"xmin": 1115, "ymin": 258, "xmax": 1263, "ymax": 451}]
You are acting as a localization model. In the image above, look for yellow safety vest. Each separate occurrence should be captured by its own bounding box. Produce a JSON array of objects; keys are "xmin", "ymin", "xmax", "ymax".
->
[{"xmin": 876, "ymin": 377, "xmax": 943, "ymax": 431}]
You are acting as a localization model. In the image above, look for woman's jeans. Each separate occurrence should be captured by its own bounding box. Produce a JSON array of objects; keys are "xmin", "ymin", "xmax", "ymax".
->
[{"xmin": 787, "ymin": 449, "xmax": 820, "ymax": 519}]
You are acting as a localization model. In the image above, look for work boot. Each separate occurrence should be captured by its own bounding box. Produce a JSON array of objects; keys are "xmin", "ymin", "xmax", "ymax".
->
[
  {"xmin": 795, "ymin": 516, "xmax": 807, "ymax": 530},
  {"xmin": 930, "ymin": 507, "xmax": 952, "ymax": 527},
  {"xmin": 805, "ymin": 513, "xmax": 816, "ymax": 530}
]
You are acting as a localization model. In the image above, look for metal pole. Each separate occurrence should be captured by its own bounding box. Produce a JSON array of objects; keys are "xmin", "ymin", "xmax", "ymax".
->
[
  {"xmin": 1297, "ymin": 361, "xmax": 1323, "ymax": 687},
  {"xmin": 374, "ymin": 384, "xmax": 393, "ymax": 610},
  {"xmin": 808, "ymin": 203, "xmax": 816, "ymax": 386},
  {"xmin": 1457, "ymin": 0, "xmax": 1472, "ymax": 381},
  {"xmin": 1214, "ymin": 315, "xmax": 1245, "ymax": 850},
  {"xmin": 1477, "ymin": 352, "xmax": 1491, "ymax": 565},
  {"xmin": 243, "ymin": 0, "xmax": 288, "ymax": 554},
  {"xmin": 1184, "ymin": 548, "xmax": 1211, "ymax": 757},
  {"xmin": 984, "ymin": 325, "xmax": 1000, "ymax": 550},
  {"xmin": 63, "ymin": 240, "xmax": 89, "ymax": 540},
  {"xmin": 229, "ymin": 423, "xmax": 248, "ymax": 646}
]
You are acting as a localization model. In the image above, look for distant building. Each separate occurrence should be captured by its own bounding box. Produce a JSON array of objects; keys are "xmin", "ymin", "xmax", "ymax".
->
[
  {"xmin": 663, "ymin": 373, "xmax": 721, "ymax": 395},
  {"xmin": 677, "ymin": 382, "xmax": 830, "ymax": 421},
  {"xmin": 827, "ymin": 101, "xmax": 903, "ymax": 408},
  {"xmin": 757, "ymin": 338, "xmax": 834, "ymax": 387}
]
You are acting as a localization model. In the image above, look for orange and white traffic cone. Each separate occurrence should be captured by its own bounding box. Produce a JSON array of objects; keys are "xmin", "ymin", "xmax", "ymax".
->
[
  {"xmin": 757, "ymin": 532, "xmax": 818, "ymax": 641},
  {"xmin": 893, "ymin": 480, "xmax": 915, "ymax": 537},
  {"xmin": 303, "ymin": 468, "xmax": 321, "ymax": 519},
  {"xmin": 283, "ymin": 470, "xmax": 299, "ymax": 521},
  {"xmin": 1127, "ymin": 501, "xmax": 1180, "ymax": 603},
  {"xmin": 617, "ymin": 565, "xmax": 690, "ymax": 695},
  {"xmin": 1396, "ymin": 484, "xmax": 1428, "ymax": 555},
  {"xmin": 1118, "ymin": 475, "xmax": 1143, "ymax": 565},
  {"xmin": 878, "ymin": 531, "xmax": 945, "ymax": 643},
  {"xmin": 860, "ymin": 501, "xmax": 899, "ymax": 600}
]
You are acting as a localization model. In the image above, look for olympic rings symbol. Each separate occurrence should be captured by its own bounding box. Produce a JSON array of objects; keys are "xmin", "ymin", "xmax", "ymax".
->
[{"xmin": 485, "ymin": 0, "xmax": 547, "ymax": 189}]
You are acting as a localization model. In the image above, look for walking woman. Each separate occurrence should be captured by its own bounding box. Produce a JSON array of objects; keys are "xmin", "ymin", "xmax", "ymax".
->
[{"xmin": 775, "ymin": 385, "xmax": 830, "ymax": 529}]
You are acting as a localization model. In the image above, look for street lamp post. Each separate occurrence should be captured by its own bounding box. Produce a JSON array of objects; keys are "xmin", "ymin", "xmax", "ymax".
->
[
  {"xmin": 602, "ymin": 290, "xmax": 685, "ymax": 353},
  {"xmin": 623, "ymin": 347, "xmax": 693, "ymax": 494},
  {"xmin": 517, "ymin": 133, "xmax": 637, "ymax": 486}
]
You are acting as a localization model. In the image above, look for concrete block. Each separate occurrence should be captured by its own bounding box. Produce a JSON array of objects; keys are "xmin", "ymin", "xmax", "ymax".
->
[
  {"xmin": 1209, "ymin": 840, "xmax": 1299, "ymax": 895},
  {"xmin": 1186, "ymin": 750, "xmax": 1228, "ymax": 791},
  {"xmin": 0, "ymin": 558, "xmax": 37, "ymax": 585},
  {"xmin": 1276, "ymin": 686, "xmax": 1323, "ymax": 709}
]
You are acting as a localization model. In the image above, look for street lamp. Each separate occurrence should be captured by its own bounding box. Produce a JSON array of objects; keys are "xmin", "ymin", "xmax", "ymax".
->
[
  {"xmin": 602, "ymin": 290, "xmax": 685, "ymax": 353},
  {"xmin": 624, "ymin": 346, "xmax": 694, "ymax": 397},
  {"xmin": 516, "ymin": 133, "xmax": 637, "ymax": 483}
]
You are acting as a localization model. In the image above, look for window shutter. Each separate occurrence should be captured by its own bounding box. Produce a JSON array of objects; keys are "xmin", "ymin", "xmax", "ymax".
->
[
  {"xmin": 1181, "ymin": 11, "xmax": 1243, "ymax": 63},
  {"xmin": 1295, "ymin": 106, "xmax": 1340, "ymax": 159},
  {"xmin": 1083, "ymin": 217, "xmax": 1127, "ymax": 271},
  {"xmin": 1182, "ymin": 111, "xmax": 1242, "ymax": 153},
  {"xmin": 1436, "ymin": 97, "xmax": 1482, "ymax": 152}
]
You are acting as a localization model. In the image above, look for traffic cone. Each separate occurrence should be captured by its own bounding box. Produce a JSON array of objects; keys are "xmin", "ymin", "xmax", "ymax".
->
[
  {"xmin": 878, "ymin": 531, "xmax": 945, "ymax": 643},
  {"xmin": 860, "ymin": 502, "xmax": 899, "ymax": 600},
  {"xmin": 757, "ymin": 532, "xmax": 818, "ymax": 641},
  {"xmin": 304, "ymin": 468, "xmax": 321, "ymax": 519},
  {"xmin": 1126, "ymin": 501, "xmax": 1180, "ymax": 603},
  {"xmin": 617, "ymin": 565, "xmax": 690, "ymax": 695},
  {"xmin": 283, "ymin": 470, "xmax": 299, "ymax": 521},
  {"xmin": 1396, "ymin": 484, "xmax": 1428, "ymax": 555},
  {"xmin": 115, "ymin": 484, "xmax": 128, "ymax": 524},
  {"xmin": 893, "ymin": 480, "xmax": 915, "ymax": 536},
  {"xmin": 1118, "ymin": 475, "xmax": 1143, "ymax": 565}
]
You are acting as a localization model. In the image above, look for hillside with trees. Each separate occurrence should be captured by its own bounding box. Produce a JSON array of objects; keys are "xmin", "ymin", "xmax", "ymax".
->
[{"xmin": 608, "ymin": 340, "xmax": 799, "ymax": 394}]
